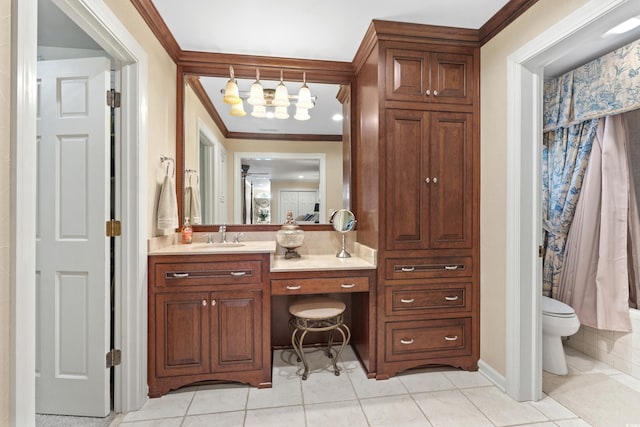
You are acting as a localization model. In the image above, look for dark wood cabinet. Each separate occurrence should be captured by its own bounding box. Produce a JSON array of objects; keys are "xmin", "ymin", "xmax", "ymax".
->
[
  {"xmin": 385, "ymin": 109, "xmax": 473, "ymax": 251},
  {"xmin": 386, "ymin": 47, "xmax": 474, "ymax": 105},
  {"xmin": 148, "ymin": 253, "xmax": 271, "ymax": 397},
  {"xmin": 354, "ymin": 21, "xmax": 480, "ymax": 380}
]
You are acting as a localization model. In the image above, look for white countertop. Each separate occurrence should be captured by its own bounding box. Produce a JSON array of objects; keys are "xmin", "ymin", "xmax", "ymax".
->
[
  {"xmin": 148, "ymin": 240, "xmax": 277, "ymax": 256},
  {"xmin": 271, "ymin": 254, "xmax": 376, "ymax": 272}
]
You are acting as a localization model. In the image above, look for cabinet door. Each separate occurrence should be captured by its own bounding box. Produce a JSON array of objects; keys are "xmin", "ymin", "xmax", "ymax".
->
[
  {"xmin": 210, "ymin": 290, "xmax": 262, "ymax": 372},
  {"xmin": 429, "ymin": 112, "xmax": 473, "ymax": 248},
  {"xmin": 386, "ymin": 49, "xmax": 430, "ymax": 102},
  {"xmin": 155, "ymin": 292, "xmax": 210, "ymax": 378},
  {"xmin": 431, "ymin": 52, "xmax": 473, "ymax": 104},
  {"xmin": 385, "ymin": 109, "xmax": 430, "ymax": 250}
]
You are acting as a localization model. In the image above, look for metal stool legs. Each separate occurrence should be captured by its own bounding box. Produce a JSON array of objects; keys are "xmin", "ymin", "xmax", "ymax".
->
[{"xmin": 290, "ymin": 315, "xmax": 351, "ymax": 380}]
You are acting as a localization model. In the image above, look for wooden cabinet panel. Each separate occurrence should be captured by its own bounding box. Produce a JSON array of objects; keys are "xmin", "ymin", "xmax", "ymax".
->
[
  {"xmin": 384, "ymin": 317, "xmax": 472, "ymax": 362},
  {"xmin": 385, "ymin": 257, "xmax": 472, "ymax": 280},
  {"xmin": 430, "ymin": 112, "xmax": 473, "ymax": 248},
  {"xmin": 212, "ymin": 291, "xmax": 262, "ymax": 371},
  {"xmin": 155, "ymin": 292, "xmax": 210, "ymax": 378},
  {"xmin": 271, "ymin": 276, "xmax": 369, "ymax": 295},
  {"xmin": 385, "ymin": 48, "xmax": 473, "ymax": 104},
  {"xmin": 384, "ymin": 282, "xmax": 472, "ymax": 317}
]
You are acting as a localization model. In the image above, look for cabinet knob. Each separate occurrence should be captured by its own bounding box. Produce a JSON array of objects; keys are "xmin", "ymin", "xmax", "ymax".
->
[
  {"xmin": 433, "ymin": 90, "xmax": 438, "ymax": 97},
  {"xmin": 211, "ymin": 299, "xmax": 216, "ymax": 306},
  {"xmin": 444, "ymin": 296, "xmax": 459, "ymax": 301},
  {"xmin": 426, "ymin": 89, "xmax": 431, "ymax": 96},
  {"xmin": 400, "ymin": 338, "xmax": 415, "ymax": 345},
  {"xmin": 444, "ymin": 335, "xmax": 459, "ymax": 341},
  {"xmin": 425, "ymin": 177, "xmax": 430, "ymax": 184},
  {"xmin": 201, "ymin": 300, "xmax": 207, "ymax": 306},
  {"xmin": 432, "ymin": 177, "xmax": 438, "ymax": 184}
]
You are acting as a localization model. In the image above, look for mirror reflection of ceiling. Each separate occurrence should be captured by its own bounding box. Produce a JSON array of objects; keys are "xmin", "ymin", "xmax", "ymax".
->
[
  {"xmin": 200, "ymin": 76, "xmax": 343, "ymax": 136},
  {"xmin": 241, "ymin": 158, "xmax": 320, "ymax": 183}
]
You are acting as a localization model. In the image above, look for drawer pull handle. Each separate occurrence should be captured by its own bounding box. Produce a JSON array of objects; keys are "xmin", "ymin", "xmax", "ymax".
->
[
  {"xmin": 230, "ymin": 271, "xmax": 246, "ymax": 277},
  {"xmin": 444, "ymin": 335, "xmax": 459, "ymax": 341},
  {"xmin": 172, "ymin": 273, "xmax": 189, "ymax": 278},
  {"xmin": 201, "ymin": 300, "xmax": 207, "ymax": 306},
  {"xmin": 286, "ymin": 285, "xmax": 302, "ymax": 290},
  {"xmin": 401, "ymin": 267, "xmax": 415, "ymax": 272},
  {"xmin": 400, "ymin": 338, "xmax": 414, "ymax": 345},
  {"xmin": 400, "ymin": 298, "xmax": 415, "ymax": 304},
  {"xmin": 341, "ymin": 283, "xmax": 356, "ymax": 288},
  {"xmin": 444, "ymin": 296, "xmax": 459, "ymax": 301},
  {"xmin": 444, "ymin": 265, "xmax": 459, "ymax": 270}
]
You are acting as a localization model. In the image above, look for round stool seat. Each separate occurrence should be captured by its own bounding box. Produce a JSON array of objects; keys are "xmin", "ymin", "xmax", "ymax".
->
[{"xmin": 289, "ymin": 297, "xmax": 346, "ymax": 320}]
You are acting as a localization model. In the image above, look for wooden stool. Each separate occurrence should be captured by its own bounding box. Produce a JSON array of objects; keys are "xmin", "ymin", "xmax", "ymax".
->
[{"xmin": 289, "ymin": 296, "xmax": 351, "ymax": 380}]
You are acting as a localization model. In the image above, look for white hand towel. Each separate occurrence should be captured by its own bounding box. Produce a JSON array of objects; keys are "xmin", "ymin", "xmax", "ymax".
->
[
  {"xmin": 189, "ymin": 183, "xmax": 202, "ymax": 225},
  {"xmin": 157, "ymin": 174, "xmax": 178, "ymax": 230}
]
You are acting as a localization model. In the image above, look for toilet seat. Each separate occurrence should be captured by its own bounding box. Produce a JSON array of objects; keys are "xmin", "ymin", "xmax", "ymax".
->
[{"xmin": 542, "ymin": 296, "xmax": 576, "ymax": 318}]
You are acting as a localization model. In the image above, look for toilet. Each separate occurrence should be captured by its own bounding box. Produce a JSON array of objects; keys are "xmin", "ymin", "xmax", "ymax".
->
[{"xmin": 542, "ymin": 296, "xmax": 580, "ymax": 375}]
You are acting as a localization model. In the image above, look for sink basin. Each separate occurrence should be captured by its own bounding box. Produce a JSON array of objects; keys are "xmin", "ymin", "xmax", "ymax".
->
[{"xmin": 192, "ymin": 242, "xmax": 245, "ymax": 248}]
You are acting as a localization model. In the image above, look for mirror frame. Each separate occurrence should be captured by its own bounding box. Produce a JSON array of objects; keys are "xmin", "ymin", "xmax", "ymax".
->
[{"xmin": 176, "ymin": 51, "xmax": 355, "ymax": 231}]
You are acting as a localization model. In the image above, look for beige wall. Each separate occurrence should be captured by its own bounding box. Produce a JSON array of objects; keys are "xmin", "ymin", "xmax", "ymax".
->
[
  {"xmin": 480, "ymin": 0, "xmax": 589, "ymax": 375},
  {"xmin": 104, "ymin": 0, "xmax": 177, "ymax": 237},
  {"xmin": 1, "ymin": 0, "xmax": 10, "ymax": 424}
]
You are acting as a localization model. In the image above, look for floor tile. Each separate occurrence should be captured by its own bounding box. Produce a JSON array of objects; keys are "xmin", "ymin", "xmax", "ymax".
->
[
  {"xmin": 554, "ymin": 419, "xmax": 594, "ymax": 426},
  {"xmin": 118, "ymin": 418, "xmax": 182, "ymax": 427},
  {"xmin": 348, "ymin": 363, "xmax": 407, "ymax": 399},
  {"xmin": 413, "ymin": 389, "xmax": 493, "ymax": 427},
  {"xmin": 187, "ymin": 383, "xmax": 248, "ymax": 415},
  {"xmin": 300, "ymin": 367, "xmax": 357, "ymax": 404},
  {"xmin": 442, "ymin": 370, "xmax": 492, "ymax": 389},
  {"xmin": 122, "ymin": 392, "xmax": 194, "ymax": 422},
  {"xmin": 244, "ymin": 406, "xmax": 306, "ymax": 427},
  {"xmin": 305, "ymin": 400, "xmax": 369, "ymax": 427},
  {"xmin": 527, "ymin": 393, "xmax": 576, "ymax": 420},
  {"xmin": 462, "ymin": 386, "xmax": 548, "ymax": 426},
  {"xmin": 182, "ymin": 411, "xmax": 245, "ymax": 427},
  {"xmin": 360, "ymin": 395, "xmax": 432, "ymax": 427},
  {"xmin": 246, "ymin": 376, "xmax": 303, "ymax": 409},
  {"xmin": 398, "ymin": 370, "xmax": 456, "ymax": 393}
]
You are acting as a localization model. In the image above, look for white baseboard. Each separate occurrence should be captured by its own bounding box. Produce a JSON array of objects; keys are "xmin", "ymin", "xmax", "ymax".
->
[{"xmin": 478, "ymin": 359, "xmax": 506, "ymax": 392}]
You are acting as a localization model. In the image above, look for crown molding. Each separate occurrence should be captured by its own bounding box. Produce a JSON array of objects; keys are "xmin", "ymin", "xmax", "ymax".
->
[
  {"xmin": 129, "ymin": 0, "xmax": 181, "ymax": 62},
  {"xmin": 479, "ymin": 0, "xmax": 540, "ymax": 45}
]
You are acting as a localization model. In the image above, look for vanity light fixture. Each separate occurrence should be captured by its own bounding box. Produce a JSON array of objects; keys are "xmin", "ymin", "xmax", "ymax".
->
[{"xmin": 222, "ymin": 67, "xmax": 316, "ymax": 120}]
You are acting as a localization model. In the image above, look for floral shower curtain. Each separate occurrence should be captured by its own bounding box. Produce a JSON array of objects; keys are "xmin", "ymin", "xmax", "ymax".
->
[{"xmin": 542, "ymin": 119, "xmax": 598, "ymax": 297}]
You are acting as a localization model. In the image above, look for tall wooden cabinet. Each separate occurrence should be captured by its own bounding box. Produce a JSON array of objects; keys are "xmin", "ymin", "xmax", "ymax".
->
[{"xmin": 354, "ymin": 20, "xmax": 480, "ymax": 379}]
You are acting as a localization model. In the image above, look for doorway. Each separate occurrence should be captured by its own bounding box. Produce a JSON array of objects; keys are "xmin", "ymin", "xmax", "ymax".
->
[{"xmin": 12, "ymin": 0, "xmax": 148, "ymax": 423}]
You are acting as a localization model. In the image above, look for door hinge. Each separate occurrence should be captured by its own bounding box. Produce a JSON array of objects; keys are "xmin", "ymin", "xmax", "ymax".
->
[
  {"xmin": 107, "ymin": 89, "xmax": 121, "ymax": 108},
  {"xmin": 106, "ymin": 219, "xmax": 121, "ymax": 237},
  {"xmin": 106, "ymin": 349, "xmax": 121, "ymax": 368},
  {"xmin": 538, "ymin": 245, "xmax": 544, "ymax": 258}
]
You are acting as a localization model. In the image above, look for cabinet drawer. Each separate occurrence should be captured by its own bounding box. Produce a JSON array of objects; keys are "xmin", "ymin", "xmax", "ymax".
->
[
  {"xmin": 155, "ymin": 261, "xmax": 263, "ymax": 287},
  {"xmin": 385, "ymin": 282, "xmax": 471, "ymax": 316},
  {"xmin": 385, "ymin": 318, "xmax": 472, "ymax": 362},
  {"xmin": 271, "ymin": 276, "xmax": 369, "ymax": 295},
  {"xmin": 385, "ymin": 257, "xmax": 471, "ymax": 280}
]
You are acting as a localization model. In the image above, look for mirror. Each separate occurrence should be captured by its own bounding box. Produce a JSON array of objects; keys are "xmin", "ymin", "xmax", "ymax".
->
[
  {"xmin": 178, "ymin": 59, "xmax": 353, "ymax": 231},
  {"xmin": 331, "ymin": 209, "xmax": 356, "ymax": 258}
]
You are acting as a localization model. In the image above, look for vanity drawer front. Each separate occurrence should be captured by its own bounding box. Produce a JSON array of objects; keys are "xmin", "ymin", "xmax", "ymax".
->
[
  {"xmin": 271, "ymin": 276, "xmax": 369, "ymax": 295},
  {"xmin": 385, "ymin": 257, "xmax": 472, "ymax": 280},
  {"xmin": 155, "ymin": 261, "xmax": 263, "ymax": 287},
  {"xmin": 385, "ymin": 282, "xmax": 472, "ymax": 316},
  {"xmin": 385, "ymin": 317, "xmax": 472, "ymax": 362}
]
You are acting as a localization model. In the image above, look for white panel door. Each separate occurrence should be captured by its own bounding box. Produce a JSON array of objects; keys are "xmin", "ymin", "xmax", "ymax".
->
[
  {"xmin": 298, "ymin": 191, "xmax": 318, "ymax": 218},
  {"xmin": 36, "ymin": 57, "xmax": 111, "ymax": 417},
  {"xmin": 280, "ymin": 191, "xmax": 300, "ymax": 222}
]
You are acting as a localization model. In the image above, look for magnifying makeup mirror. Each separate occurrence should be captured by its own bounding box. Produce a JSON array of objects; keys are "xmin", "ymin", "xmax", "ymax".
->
[{"xmin": 331, "ymin": 209, "xmax": 356, "ymax": 258}]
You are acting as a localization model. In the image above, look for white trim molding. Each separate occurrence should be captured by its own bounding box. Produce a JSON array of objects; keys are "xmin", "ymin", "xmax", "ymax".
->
[
  {"xmin": 505, "ymin": 0, "xmax": 637, "ymax": 402},
  {"xmin": 478, "ymin": 359, "xmax": 506, "ymax": 392}
]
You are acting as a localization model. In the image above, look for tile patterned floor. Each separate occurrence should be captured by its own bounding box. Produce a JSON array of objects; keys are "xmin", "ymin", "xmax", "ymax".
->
[{"xmin": 110, "ymin": 345, "xmax": 640, "ymax": 427}]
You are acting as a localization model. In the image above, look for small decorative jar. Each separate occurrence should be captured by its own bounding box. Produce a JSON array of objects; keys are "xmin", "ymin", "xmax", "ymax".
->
[{"xmin": 276, "ymin": 210, "xmax": 305, "ymax": 259}]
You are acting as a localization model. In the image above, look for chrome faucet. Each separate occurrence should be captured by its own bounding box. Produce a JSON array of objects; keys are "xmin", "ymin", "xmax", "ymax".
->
[
  {"xmin": 206, "ymin": 233, "xmax": 214, "ymax": 244},
  {"xmin": 233, "ymin": 232, "xmax": 244, "ymax": 244},
  {"xmin": 219, "ymin": 224, "xmax": 227, "ymax": 243}
]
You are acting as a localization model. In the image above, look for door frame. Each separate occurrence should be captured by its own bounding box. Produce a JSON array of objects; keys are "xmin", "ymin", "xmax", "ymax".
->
[
  {"xmin": 12, "ymin": 0, "xmax": 148, "ymax": 423},
  {"xmin": 505, "ymin": 0, "xmax": 637, "ymax": 401}
]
